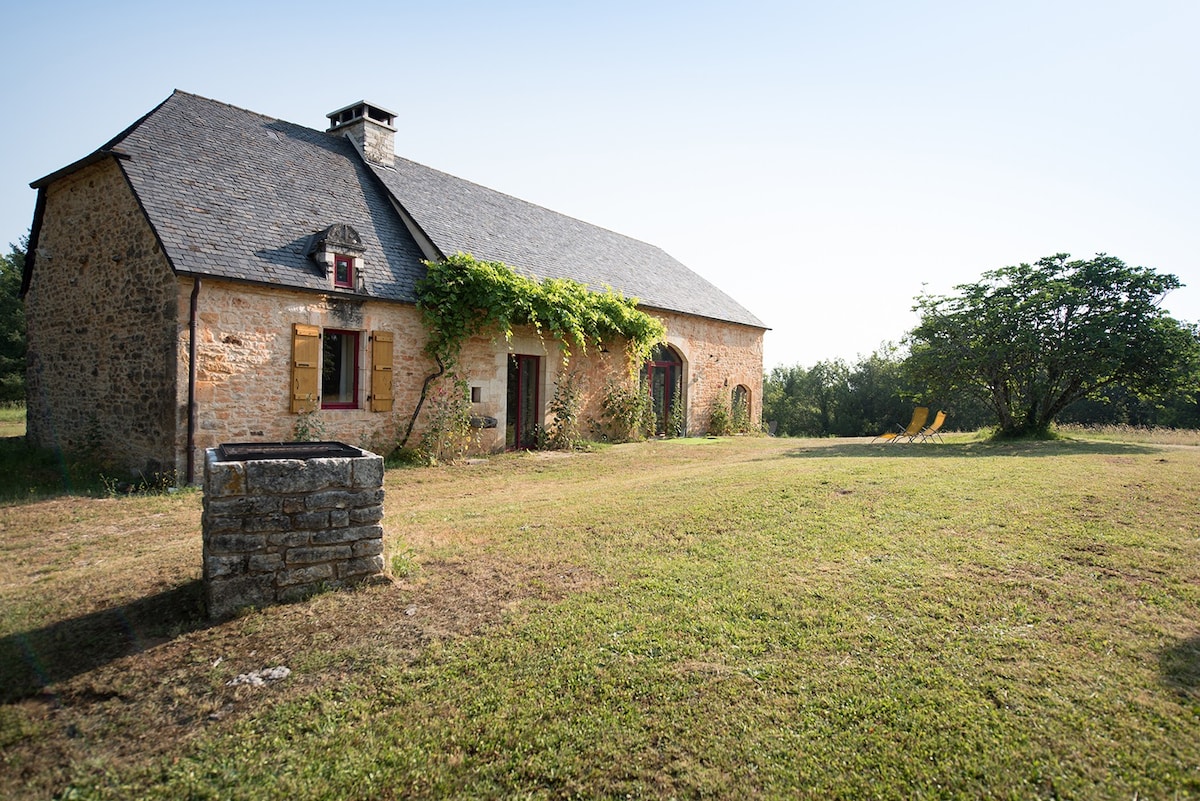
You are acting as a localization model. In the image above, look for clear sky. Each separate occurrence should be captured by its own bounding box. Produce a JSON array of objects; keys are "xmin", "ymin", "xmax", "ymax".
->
[{"xmin": 3, "ymin": 0, "xmax": 1197, "ymax": 370}]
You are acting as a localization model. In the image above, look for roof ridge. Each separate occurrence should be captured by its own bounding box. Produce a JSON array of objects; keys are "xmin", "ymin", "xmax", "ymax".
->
[
  {"xmin": 165, "ymin": 89, "xmax": 310, "ymax": 130},
  {"xmin": 31, "ymin": 90, "xmax": 305, "ymax": 188},
  {"xmin": 97, "ymin": 96, "xmax": 170, "ymax": 152},
  {"xmin": 119, "ymin": 90, "xmax": 334, "ymax": 147},
  {"xmin": 161, "ymin": 93, "xmax": 674, "ymax": 264},
  {"xmin": 42, "ymin": 90, "xmax": 763, "ymax": 329}
]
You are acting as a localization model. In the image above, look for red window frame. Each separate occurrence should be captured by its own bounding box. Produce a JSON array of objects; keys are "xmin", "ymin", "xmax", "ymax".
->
[
  {"xmin": 321, "ymin": 329, "xmax": 360, "ymax": 409},
  {"xmin": 334, "ymin": 254, "xmax": 354, "ymax": 289}
]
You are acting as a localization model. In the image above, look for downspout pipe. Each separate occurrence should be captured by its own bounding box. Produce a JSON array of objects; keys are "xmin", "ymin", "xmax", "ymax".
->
[{"xmin": 186, "ymin": 277, "xmax": 201, "ymax": 484}]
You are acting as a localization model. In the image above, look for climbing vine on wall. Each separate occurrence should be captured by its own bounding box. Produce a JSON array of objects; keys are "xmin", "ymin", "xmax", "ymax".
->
[
  {"xmin": 416, "ymin": 253, "xmax": 664, "ymax": 367},
  {"xmin": 398, "ymin": 252, "xmax": 666, "ymax": 448}
]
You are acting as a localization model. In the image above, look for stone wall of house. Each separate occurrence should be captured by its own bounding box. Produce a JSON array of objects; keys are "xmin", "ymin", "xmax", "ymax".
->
[
  {"xmin": 454, "ymin": 311, "xmax": 765, "ymax": 444},
  {"xmin": 538, "ymin": 339, "xmax": 630, "ymax": 442},
  {"xmin": 656, "ymin": 309, "xmax": 766, "ymax": 434},
  {"xmin": 24, "ymin": 159, "xmax": 180, "ymax": 478},
  {"xmin": 457, "ymin": 329, "xmax": 574, "ymax": 451},
  {"xmin": 179, "ymin": 279, "xmax": 436, "ymax": 473},
  {"xmin": 201, "ymin": 446, "xmax": 385, "ymax": 619}
]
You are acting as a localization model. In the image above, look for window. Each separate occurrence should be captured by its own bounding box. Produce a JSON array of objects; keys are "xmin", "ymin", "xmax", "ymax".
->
[
  {"xmin": 333, "ymin": 254, "xmax": 354, "ymax": 289},
  {"xmin": 321, "ymin": 329, "xmax": 359, "ymax": 408},
  {"xmin": 732, "ymin": 384, "xmax": 749, "ymax": 413},
  {"xmin": 292, "ymin": 325, "xmax": 390, "ymax": 413}
]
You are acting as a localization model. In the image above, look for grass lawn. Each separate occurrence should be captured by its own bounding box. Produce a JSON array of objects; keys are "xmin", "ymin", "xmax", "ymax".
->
[
  {"xmin": 1, "ymin": 435, "xmax": 1198, "ymax": 799},
  {"xmin": 0, "ymin": 403, "xmax": 25, "ymax": 439}
]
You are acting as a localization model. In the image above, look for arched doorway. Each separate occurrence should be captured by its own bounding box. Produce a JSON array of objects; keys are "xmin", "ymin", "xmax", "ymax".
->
[
  {"xmin": 732, "ymin": 384, "xmax": 751, "ymax": 431},
  {"xmin": 644, "ymin": 344, "xmax": 683, "ymax": 436}
]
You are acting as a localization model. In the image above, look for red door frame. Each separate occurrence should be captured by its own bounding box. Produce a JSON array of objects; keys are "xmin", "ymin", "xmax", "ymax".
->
[
  {"xmin": 645, "ymin": 345, "xmax": 683, "ymax": 435},
  {"xmin": 507, "ymin": 354, "xmax": 540, "ymax": 449}
]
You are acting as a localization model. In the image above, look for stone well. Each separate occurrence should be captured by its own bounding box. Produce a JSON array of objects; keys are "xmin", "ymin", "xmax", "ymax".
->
[{"xmin": 202, "ymin": 441, "xmax": 386, "ymax": 619}]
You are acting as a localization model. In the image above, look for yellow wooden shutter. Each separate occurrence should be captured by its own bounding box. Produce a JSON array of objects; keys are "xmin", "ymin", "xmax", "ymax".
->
[
  {"xmin": 369, "ymin": 330, "xmax": 394, "ymax": 412},
  {"xmin": 291, "ymin": 323, "xmax": 321, "ymax": 413}
]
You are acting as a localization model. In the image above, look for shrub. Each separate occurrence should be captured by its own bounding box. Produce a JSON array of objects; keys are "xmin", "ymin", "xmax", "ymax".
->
[
  {"xmin": 709, "ymin": 393, "xmax": 732, "ymax": 436},
  {"xmin": 667, "ymin": 378, "xmax": 686, "ymax": 437},
  {"xmin": 546, "ymin": 371, "xmax": 584, "ymax": 450},
  {"xmin": 418, "ymin": 372, "xmax": 479, "ymax": 464},
  {"xmin": 598, "ymin": 374, "xmax": 654, "ymax": 442}
]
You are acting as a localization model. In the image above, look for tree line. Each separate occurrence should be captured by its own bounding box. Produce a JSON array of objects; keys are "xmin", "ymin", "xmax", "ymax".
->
[
  {"xmin": 764, "ymin": 347, "xmax": 992, "ymax": 438},
  {"xmin": 764, "ymin": 347, "xmax": 1200, "ymax": 438},
  {"xmin": 766, "ymin": 254, "xmax": 1200, "ymax": 438},
  {"xmin": 0, "ymin": 238, "xmax": 24, "ymax": 403}
]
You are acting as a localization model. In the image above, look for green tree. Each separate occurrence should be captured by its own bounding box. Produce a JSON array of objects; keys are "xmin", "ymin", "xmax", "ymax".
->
[
  {"xmin": 1054, "ymin": 376, "xmax": 1200, "ymax": 429},
  {"xmin": 838, "ymin": 344, "xmax": 915, "ymax": 436},
  {"xmin": 906, "ymin": 253, "xmax": 1200, "ymax": 438},
  {"xmin": 762, "ymin": 364, "xmax": 808, "ymax": 436},
  {"xmin": 762, "ymin": 360, "xmax": 851, "ymax": 436},
  {"xmin": 805, "ymin": 359, "xmax": 850, "ymax": 435},
  {"xmin": 0, "ymin": 237, "xmax": 26, "ymax": 403},
  {"xmin": 764, "ymin": 347, "xmax": 927, "ymax": 437}
]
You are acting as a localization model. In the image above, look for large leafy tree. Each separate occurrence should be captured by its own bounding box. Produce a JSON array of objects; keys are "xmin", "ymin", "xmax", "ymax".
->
[
  {"xmin": 0, "ymin": 237, "xmax": 26, "ymax": 403},
  {"xmin": 906, "ymin": 253, "xmax": 1200, "ymax": 437}
]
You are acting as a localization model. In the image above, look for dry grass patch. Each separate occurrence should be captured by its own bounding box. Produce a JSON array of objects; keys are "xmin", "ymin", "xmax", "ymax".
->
[
  {"xmin": 1056, "ymin": 423, "xmax": 1200, "ymax": 447},
  {"xmin": 0, "ymin": 485, "xmax": 596, "ymax": 800}
]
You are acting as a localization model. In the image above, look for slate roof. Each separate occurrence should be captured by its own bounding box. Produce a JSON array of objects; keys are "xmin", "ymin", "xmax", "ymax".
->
[
  {"xmin": 31, "ymin": 90, "xmax": 765, "ymax": 329},
  {"xmin": 57, "ymin": 91, "xmax": 429, "ymax": 303},
  {"xmin": 369, "ymin": 158, "xmax": 766, "ymax": 327}
]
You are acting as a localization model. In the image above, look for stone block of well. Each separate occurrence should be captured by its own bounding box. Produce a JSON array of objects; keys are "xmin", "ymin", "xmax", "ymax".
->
[{"xmin": 202, "ymin": 442, "xmax": 386, "ymax": 618}]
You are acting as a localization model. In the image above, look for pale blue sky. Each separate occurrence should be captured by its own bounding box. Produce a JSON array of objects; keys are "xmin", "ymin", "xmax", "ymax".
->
[{"xmin": 3, "ymin": 0, "xmax": 1197, "ymax": 369}]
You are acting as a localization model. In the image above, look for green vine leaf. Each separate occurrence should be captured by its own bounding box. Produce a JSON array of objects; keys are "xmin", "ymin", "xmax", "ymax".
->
[{"xmin": 415, "ymin": 253, "xmax": 665, "ymax": 370}]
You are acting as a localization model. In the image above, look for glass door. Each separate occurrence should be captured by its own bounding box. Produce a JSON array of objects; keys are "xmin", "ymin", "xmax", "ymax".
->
[
  {"xmin": 506, "ymin": 354, "xmax": 540, "ymax": 449},
  {"xmin": 645, "ymin": 344, "xmax": 682, "ymax": 436}
]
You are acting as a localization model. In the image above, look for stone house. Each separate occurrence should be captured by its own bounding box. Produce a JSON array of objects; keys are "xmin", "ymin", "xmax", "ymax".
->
[{"xmin": 22, "ymin": 91, "xmax": 766, "ymax": 482}]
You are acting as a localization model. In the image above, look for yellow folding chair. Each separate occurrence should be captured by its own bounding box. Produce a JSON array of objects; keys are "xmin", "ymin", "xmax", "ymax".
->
[
  {"xmin": 871, "ymin": 407, "xmax": 929, "ymax": 444},
  {"xmin": 917, "ymin": 410, "xmax": 947, "ymax": 443}
]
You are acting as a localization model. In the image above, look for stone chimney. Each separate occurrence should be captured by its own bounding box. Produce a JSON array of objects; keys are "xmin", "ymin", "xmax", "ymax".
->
[{"xmin": 326, "ymin": 101, "xmax": 396, "ymax": 167}]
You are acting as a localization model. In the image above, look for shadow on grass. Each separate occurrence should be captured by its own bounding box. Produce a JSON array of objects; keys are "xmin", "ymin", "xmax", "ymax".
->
[
  {"xmin": 0, "ymin": 436, "xmax": 108, "ymax": 501},
  {"xmin": 781, "ymin": 439, "xmax": 1164, "ymax": 459},
  {"xmin": 1160, "ymin": 634, "xmax": 1200, "ymax": 701},
  {"xmin": 0, "ymin": 580, "xmax": 208, "ymax": 704}
]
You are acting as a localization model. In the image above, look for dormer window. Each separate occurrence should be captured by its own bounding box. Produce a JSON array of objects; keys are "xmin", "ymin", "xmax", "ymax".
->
[
  {"xmin": 308, "ymin": 223, "xmax": 366, "ymax": 292},
  {"xmin": 334, "ymin": 254, "xmax": 355, "ymax": 289}
]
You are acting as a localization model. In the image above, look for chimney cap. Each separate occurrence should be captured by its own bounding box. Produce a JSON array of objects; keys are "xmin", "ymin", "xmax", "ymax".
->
[{"xmin": 326, "ymin": 101, "xmax": 396, "ymax": 131}]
